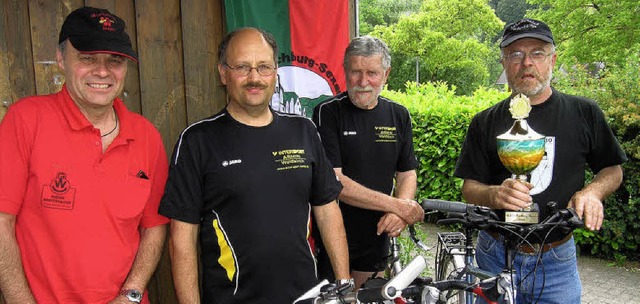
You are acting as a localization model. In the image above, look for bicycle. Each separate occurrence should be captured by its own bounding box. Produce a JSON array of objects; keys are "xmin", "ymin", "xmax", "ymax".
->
[
  {"xmin": 422, "ymin": 199, "xmax": 584, "ymax": 304},
  {"xmin": 296, "ymin": 200, "xmax": 583, "ymax": 304}
]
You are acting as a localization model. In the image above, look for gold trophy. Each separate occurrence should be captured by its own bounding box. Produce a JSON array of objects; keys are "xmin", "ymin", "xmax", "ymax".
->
[{"xmin": 496, "ymin": 94, "xmax": 545, "ymax": 224}]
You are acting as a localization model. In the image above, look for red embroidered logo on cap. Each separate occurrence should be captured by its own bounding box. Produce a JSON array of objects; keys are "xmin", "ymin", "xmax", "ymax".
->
[
  {"xmin": 90, "ymin": 12, "xmax": 117, "ymax": 32},
  {"xmin": 99, "ymin": 17, "xmax": 115, "ymax": 29}
]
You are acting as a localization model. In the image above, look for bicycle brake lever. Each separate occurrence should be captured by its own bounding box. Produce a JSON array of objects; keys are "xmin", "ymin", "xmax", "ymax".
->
[{"xmin": 564, "ymin": 208, "xmax": 585, "ymax": 228}]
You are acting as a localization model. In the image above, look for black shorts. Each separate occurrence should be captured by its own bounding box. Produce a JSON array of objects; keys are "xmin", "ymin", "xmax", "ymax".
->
[
  {"xmin": 315, "ymin": 233, "xmax": 390, "ymax": 281},
  {"xmin": 348, "ymin": 234, "xmax": 390, "ymax": 272}
]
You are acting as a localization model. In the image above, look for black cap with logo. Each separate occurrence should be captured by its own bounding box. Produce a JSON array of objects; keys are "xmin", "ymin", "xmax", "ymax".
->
[
  {"xmin": 500, "ymin": 18, "xmax": 554, "ymax": 48},
  {"xmin": 59, "ymin": 6, "xmax": 137, "ymax": 61}
]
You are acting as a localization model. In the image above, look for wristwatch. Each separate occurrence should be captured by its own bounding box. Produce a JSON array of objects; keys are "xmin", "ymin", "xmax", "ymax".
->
[
  {"xmin": 120, "ymin": 289, "xmax": 143, "ymax": 303},
  {"xmin": 336, "ymin": 278, "xmax": 355, "ymax": 292}
]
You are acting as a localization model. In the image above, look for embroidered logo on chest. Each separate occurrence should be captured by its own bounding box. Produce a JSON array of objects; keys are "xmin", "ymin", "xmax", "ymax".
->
[
  {"xmin": 272, "ymin": 149, "xmax": 309, "ymax": 171},
  {"xmin": 222, "ymin": 159, "xmax": 242, "ymax": 167},
  {"xmin": 41, "ymin": 172, "xmax": 76, "ymax": 210},
  {"xmin": 375, "ymin": 126, "xmax": 397, "ymax": 143}
]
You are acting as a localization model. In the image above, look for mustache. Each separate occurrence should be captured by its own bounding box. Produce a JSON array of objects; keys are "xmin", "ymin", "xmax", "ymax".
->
[
  {"xmin": 518, "ymin": 68, "xmax": 540, "ymax": 79},
  {"xmin": 244, "ymin": 81, "xmax": 268, "ymax": 90},
  {"xmin": 351, "ymin": 86, "xmax": 374, "ymax": 92}
]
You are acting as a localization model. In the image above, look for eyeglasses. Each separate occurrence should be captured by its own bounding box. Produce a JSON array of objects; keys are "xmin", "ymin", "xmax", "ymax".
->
[
  {"xmin": 502, "ymin": 50, "xmax": 553, "ymax": 64},
  {"xmin": 223, "ymin": 62, "xmax": 277, "ymax": 76}
]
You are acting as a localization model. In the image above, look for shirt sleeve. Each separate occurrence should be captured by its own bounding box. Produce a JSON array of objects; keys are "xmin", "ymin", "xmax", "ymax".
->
[
  {"xmin": 0, "ymin": 103, "xmax": 32, "ymax": 215},
  {"xmin": 454, "ymin": 115, "xmax": 492, "ymax": 184},
  {"xmin": 586, "ymin": 102, "xmax": 628, "ymax": 172},
  {"xmin": 140, "ymin": 131, "xmax": 170, "ymax": 228},
  {"xmin": 158, "ymin": 130, "xmax": 205, "ymax": 224},
  {"xmin": 313, "ymin": 102, "xmax": 342, "ymax": 168},
  {"xmin": 309, "ymin": 122, "xmax": 343, "ymax": 206}
]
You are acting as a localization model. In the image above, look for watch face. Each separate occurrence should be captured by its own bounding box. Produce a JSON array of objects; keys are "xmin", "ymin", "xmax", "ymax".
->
[{"xmin": 125, "ymin": 290, "xmax": 142, "ymax": 302}]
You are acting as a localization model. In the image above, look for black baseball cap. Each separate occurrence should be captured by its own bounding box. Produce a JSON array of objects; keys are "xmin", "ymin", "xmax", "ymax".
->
[
  {"xmin": 59, "ymin": 6, "xmax": 137, "ymax": 61},
  {"xmin": 500, "ymin": 18, "xmax": 554, "ymax": 48}
]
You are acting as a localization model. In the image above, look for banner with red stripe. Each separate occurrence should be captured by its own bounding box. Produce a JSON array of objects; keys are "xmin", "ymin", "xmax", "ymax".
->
[{"xmin": 224, "ymin": 0, "xmax": 350, "ymax": 117}]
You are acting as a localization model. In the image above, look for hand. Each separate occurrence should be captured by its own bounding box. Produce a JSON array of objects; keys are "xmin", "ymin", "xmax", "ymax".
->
[
  {"xmin": 396, "ymin": 199, "xmax": 424, "ymax": 225},
  {"xmin": 488, "ymin": 178, "xmax": 534, "ymax": 210},
  {"xmin": 568, "ymin": 190, "xmax": 604, "ymax": 231},
  {"xmin": 377, "ymin": 213, "xmax": 407, "ymax": 237}
]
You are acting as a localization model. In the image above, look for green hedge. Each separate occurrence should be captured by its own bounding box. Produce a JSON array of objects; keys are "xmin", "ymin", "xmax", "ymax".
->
[
  {"xmin": 388, "ymin": 79, "xmax": 640, "ymax": 263},
  {"xmin": 384, "ymin": 82, "xmax": 506, "ymax": 202}
]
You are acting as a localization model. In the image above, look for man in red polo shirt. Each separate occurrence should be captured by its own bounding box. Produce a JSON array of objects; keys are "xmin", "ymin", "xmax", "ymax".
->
[{"xmin": 0, "ymin": 6, "xmax": 168, "ymax": 303}]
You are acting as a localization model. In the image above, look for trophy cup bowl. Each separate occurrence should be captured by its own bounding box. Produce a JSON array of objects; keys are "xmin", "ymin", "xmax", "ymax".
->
[{"xmin": 497, "ymin": 119, "xmax": 545, "ymax": 224}]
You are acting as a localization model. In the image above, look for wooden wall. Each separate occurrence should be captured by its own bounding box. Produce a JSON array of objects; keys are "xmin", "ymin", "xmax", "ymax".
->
[{"xmin": 0, "ymin": 0, "xmax": 356, "ymax": 302}]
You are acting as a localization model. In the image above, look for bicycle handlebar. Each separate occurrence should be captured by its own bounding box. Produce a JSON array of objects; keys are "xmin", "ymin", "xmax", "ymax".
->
[
  {"xmin": 296, "ymin": 255, "xmax": 427, "ymax": 303},
  {"xmin": 421, "ymin": 198, "xmax": 584, "ymax": 232},
  {"xmin": 421, "ymin": 198, "xmax": 468, "ymax": 214}
]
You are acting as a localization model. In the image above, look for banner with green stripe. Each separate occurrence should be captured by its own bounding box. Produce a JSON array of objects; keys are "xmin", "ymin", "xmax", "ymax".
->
[{"xmin": 224, "ymin": 0, "xmax": 350, "ymax": 117}]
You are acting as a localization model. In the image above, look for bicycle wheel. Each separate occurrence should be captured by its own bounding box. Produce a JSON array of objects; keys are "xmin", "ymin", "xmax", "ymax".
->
[{"xmin": 436, "ymin": 253, "xmax": 466, "ymax": 304}]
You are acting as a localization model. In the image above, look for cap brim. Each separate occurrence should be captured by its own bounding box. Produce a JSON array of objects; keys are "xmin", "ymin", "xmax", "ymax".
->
[
  {"xmin": 69, "ymin": 36, "xmax": 138, "ymax": 62},
  {"xmin": 500, "ymin": 34, "xmax": 554, "ymax": 48}
]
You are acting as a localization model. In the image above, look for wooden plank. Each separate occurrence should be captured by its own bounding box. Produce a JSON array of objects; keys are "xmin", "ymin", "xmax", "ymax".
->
[
  {"xmin": 134, "ymin": 1, "xmax": 186, "ymax": 300},
  {"xmin": 181, "ymin": 0, "xmax": 226, "ymax": 124},
  {"xmin": 85, "ymin": 0, "xmax": 142, "ymax": 114},
  {"xmin": 28, "ymin": 0, "xmax": 82, "ymax": 95},
  {"xmin": 135, "ymin": 0, "xmax": 187, "ymax": 159},
  {"xmin": 0, "ymin": 0, "xmax": 10, "ymax": 122},
  {"xmin": 2, "ymin": 0, "xmax": 36, "ymax": 106}
]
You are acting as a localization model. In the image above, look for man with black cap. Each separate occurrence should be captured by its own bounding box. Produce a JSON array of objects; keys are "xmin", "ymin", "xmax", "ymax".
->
[
  {"xmin": 455, "ymin": 18, "xmax": 626, "ymax": 303},
  {"xmin": 0, "ymin": 6, "xmax": 168, "ymax": 303}
]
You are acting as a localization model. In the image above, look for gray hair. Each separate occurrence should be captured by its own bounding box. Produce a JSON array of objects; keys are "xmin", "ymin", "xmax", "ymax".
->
[
  {"xmin": 343, "ymin": 36, "xmax": 391, "ymax": 70},
  {"xmin": 218, "ymin": 27, "xmax": 279, "ymax": 65},
  {"xmin": 58, "ymin": 40, "xmax": 67, "ymax": 54}
]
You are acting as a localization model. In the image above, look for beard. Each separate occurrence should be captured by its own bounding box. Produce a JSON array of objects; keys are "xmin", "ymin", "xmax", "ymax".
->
[
  {"xmin": 347, "ymin": 85, "xmax": 382, "ymax": 109},
  {"xmin": 509, "ymin": 64, "xmax": 553, "ymax": 98}
]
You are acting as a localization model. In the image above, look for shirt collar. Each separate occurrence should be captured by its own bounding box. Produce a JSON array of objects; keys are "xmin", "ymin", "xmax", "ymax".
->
[{"xmin": 58, "ymin": 84, "xmax": 135, "ymax": 141}]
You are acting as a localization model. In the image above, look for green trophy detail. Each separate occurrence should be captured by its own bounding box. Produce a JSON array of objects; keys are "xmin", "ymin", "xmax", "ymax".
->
[{"xmin": 497, "ymin": 94, "xmax": 544, "ymax": 224}]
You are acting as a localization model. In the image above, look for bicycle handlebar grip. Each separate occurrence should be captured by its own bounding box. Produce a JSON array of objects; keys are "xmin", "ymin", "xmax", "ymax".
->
[
  {"xmin": 356, "ymin": 287, "xmax": 386, "ymax": 303},
  {"xmin": 382, "ymin": 255, "xmax": 426, "ymax": 299},
  {"xmin": 421, "ymin": 199, "xmax": 467, "ymax": 213}
]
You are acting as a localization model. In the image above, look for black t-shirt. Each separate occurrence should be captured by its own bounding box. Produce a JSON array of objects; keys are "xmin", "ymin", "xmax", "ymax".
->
[
  {"xmin": 159, "ymin": 108, "xmax": 342, "ymax": 304},
  {"xmin": 455, "ymin": 88, "xmax": 627, "ymax": 241},
  {"xmin": 313, "ymin": 92, "xmax": 418, "ymax": 240}
]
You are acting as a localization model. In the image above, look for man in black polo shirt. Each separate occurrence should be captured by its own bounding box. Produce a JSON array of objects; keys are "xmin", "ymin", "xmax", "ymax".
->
[
  {"xmin": 159, "ymin": 27, "xmax": 350, "ymax": 304},
  {"xmin": 313, "ymin": 36, "xmax": 424, "ymax": 288}
]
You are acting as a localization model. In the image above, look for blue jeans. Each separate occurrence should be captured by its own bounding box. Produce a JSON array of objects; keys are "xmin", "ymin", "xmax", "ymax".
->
[{"xmin": 474, "ymin": 230, "xmax": 581, "ymax": 304}]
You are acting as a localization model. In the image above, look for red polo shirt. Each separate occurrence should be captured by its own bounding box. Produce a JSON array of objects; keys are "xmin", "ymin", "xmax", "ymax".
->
[{"xmin": 0, "ymin": 86, "xmax": 169, "ymax": 303}]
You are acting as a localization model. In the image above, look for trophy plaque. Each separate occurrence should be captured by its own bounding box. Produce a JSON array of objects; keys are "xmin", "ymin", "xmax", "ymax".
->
[{"xmin": 496, "ymin": 94, "xmax": 545, "ymax": 224}]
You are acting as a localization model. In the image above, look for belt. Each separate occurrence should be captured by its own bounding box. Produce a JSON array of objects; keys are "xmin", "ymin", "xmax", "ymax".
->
[{"xmin": 487, "ymin": 231, "xmax": 572, "ymax": 254}]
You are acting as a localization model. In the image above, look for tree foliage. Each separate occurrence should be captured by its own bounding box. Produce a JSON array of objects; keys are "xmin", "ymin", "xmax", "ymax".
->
[
  {"xmin": 490, "ymin": 0, "xmax": 535, "ymax": 25},
  {"xmin": 369, "ymin": 0, "xmax": 504, "ymax": 95},
  {"xmin": 527, "ymin": 0, "xmax": 640, "ymax": 68},
  {"xmin": 358, "ymin": 0, "xmax": 422, "ymax": 35}
]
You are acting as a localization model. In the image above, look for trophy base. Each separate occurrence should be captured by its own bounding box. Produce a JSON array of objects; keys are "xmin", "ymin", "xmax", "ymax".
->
[{"xmin": 505, "ymin": 210, "xmax": 539, "ymax": 224}]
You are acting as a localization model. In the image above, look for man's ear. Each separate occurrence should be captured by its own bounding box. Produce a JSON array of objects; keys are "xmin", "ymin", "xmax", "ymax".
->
[
  {"xmin": 218, "ymin": 63, "xmax": 227, "ymax": 85},
  {"xmin": 383, "ymin": 66, "xmax": 391, "ymax": 84},
  {"xmin": 56, "ymin": 48, "xmax": 65, "ymax": 71}
]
